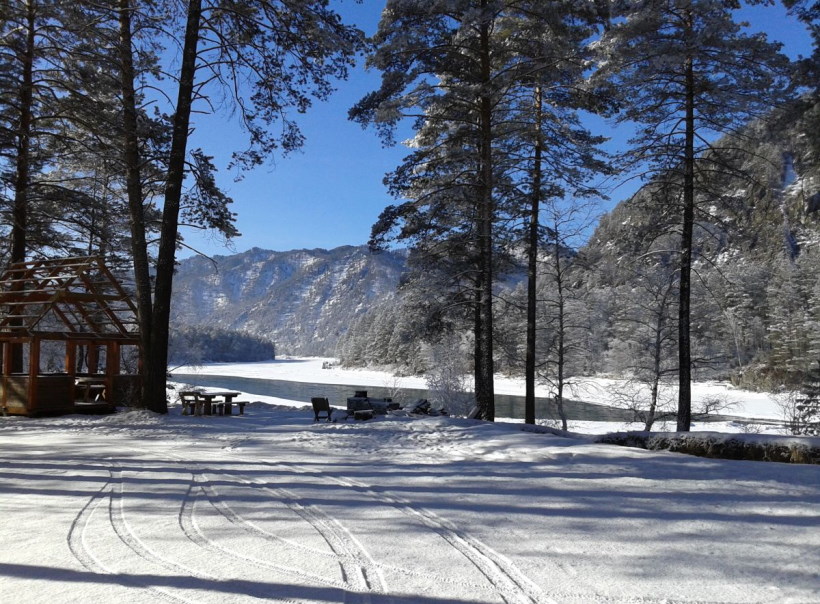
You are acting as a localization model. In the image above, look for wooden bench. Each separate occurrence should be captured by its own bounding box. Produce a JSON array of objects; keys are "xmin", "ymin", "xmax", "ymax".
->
[
  {"xmin": 220, "ymin": 401, "xmax": 247, "ymax": 416},
  {"xmin": 180, "ymin": 391, "xmax": 206, "ymax": 416}
]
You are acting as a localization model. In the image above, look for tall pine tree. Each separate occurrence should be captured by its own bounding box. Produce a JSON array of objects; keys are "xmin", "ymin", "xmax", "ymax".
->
[{"xmin": 594, "ymin": 0, "xmax": 791, "ymax": 430}]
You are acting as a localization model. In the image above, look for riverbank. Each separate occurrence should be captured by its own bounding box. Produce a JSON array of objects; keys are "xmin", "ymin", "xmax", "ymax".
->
[{"xmin": 172, "ymin": 357, "xmax": 790, "ymax": 435}]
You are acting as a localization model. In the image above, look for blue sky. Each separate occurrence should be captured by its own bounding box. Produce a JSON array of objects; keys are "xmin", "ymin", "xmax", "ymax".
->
[{"xmin": 178, "ymin": 1, "xmax": 814, "ymax": 259}]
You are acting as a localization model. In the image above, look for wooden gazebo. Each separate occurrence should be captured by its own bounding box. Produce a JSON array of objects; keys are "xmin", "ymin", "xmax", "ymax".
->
[{"xmin": 0, "ymin": 256, "xmax": 142, "ymax": 416}]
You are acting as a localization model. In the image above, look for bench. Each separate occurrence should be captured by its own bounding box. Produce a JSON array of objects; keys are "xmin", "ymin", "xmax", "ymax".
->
[
  {"xmin": 311, "ymin": 397, "xmax": 333, "ymax": 422},
  {"xmin": 220, "ymin": 401, "xmax": 247, "ymax": 416},
  {"xmin": 180, "ymin": 391, "xmax": 207, "ymax": 416}
]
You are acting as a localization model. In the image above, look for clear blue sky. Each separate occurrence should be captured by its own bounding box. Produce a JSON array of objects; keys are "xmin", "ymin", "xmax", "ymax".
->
[{"xmin": 178, "ymin": 1, "xmax": 814, "ymax": 259}]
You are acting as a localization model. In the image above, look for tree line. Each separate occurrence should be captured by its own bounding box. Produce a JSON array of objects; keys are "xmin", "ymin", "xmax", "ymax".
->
[
  {"xmin": 344, "ymin": 0, "xmax": 818, "ymax": 429},
  {"xmin": 338, "ymin": 98, "xmax": 820, "ymax": 433},
  {"xmin": 168, "ymin": 326, "xmax": 275, "ymax": 365}
]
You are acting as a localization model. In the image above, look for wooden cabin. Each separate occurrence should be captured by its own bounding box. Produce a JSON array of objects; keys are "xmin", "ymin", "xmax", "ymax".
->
[{"xmin": 0, "ymin": 257, "xmax": 142, "ymax": 416}]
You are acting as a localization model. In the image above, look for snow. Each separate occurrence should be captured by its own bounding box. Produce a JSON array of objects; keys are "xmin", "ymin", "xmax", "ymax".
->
[
  {"xmin": 176, "ymin": 357, "xmax": 431, "ymax": 390},
  {"xmin": 2, "ymin": 360, "xmax": 818, "ymax": 603}
]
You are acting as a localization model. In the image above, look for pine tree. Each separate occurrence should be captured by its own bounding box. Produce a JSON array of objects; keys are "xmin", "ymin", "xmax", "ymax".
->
[
  {"xmin": 353, "ymin": 0, "xmax": 609, "ymax": 420},
  {"xmin": 112, "ymin": 0, "xmax": 363, "ymax": 412},
  {"xmin": 353, "ymin": 0, "xmax": 517, "ymax": 420},
  {"xmin": 0, "ymin": 0, "xmax": 116, "ymax": 262},
  {"xmin": 593, "ymin": 0, "xmax": 792, "ymax": 430},
  {"xmin": 499, "ymin": 1, "xmax": 610, "ymax": 425}
]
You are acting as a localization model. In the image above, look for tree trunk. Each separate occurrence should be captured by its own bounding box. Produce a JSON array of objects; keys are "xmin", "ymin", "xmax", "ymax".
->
[
  {"xmin": 525, "ymin": 86, "xmax": 542, "ymax": 426},
  {"xmin": 474, "ymin": 1, "xmax": 495, "ymax": 421},
  {"xmin": 646, "ymin": 308, "xmax": 664, "ymax": 431},
  {"xmin": 12, "ymin": 1, "xmax": 35, "ymax": 264},
  {"xmin": 145, "ymin": 0, "xmax": 203, "ymax": 413},
  {"xmin": 474, "ymin": 274, "xmax": 483, "ymax": 413},
  {"xmin": 553, "ymin": 230, "xmax": 568, "ymax": 431},
  {"xmin": 677, "ymin": 11, "xmax": 695, "ymax": 432},
  {"xmin": 118, "ymin": 0, "xmax": 155, "ymax": 407},
  {"xmin": 9, "ymin": 0, "xmax": 37, "ymax": 374}
]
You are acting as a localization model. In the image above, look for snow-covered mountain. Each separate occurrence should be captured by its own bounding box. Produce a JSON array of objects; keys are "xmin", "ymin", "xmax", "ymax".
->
[{"xmin": 170, "ymin": 245, "xmax": 405, "ymax": 355}]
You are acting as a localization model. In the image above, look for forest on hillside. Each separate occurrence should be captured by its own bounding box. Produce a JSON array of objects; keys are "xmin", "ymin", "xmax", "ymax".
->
[
  {"xmin": 168, "ymin": 326, "xmax": 276, "ymax": 365},
  {"xmin": 0, "ymin": 1, "xmax": 817, "ymax": 426},
  {"xmin": 338, "ymin": 99, "xmax": 820, "ymax": 402}
]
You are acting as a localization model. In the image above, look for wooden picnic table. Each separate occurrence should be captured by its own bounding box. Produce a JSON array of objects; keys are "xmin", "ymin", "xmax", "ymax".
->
[{"xmin": 182, "ymin": 390, "xmax": 246, "ymax": 416}]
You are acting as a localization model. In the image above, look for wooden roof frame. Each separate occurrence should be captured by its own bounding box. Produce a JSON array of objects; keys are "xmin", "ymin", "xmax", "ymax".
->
[{"xmin": 0, "ymin": 256, "xmax": 140, "ymax": 343}]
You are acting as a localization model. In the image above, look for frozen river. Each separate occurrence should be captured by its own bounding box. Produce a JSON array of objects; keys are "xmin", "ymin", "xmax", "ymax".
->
[{"xmin": 174, "ymin": 372, "xmax": 668, "ymax": 422}]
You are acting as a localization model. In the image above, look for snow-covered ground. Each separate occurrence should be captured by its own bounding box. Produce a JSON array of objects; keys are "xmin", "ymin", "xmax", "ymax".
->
[{"xmin": 2, "ymin": 358, "xmax": 818, "ymax": 603}]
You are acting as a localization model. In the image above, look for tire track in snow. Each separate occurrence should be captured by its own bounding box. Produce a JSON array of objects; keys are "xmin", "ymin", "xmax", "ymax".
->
[
  {"xmin": 124, "ymin": 442, "xmax": 746, "ymax": 604},
  {"xmin": 296, "ymin": 464, "xmax": 547, "ymax": 604},
  {"xmin": 188, "ymin": 455, "xmax": 545, "ymax": 604},
  {"xmin": 69, "ymin": 461, "xmax": 310, "ymax": 604},
  {"xmin": 109, "ymin": 467, "xmax": 215, "ymax": 582},
  {"xmin": 63, "ymin": 471, "xmax": 740, "ymax": 604},
  {"xmin": 194, "ymin": 467, "xmax": 389, "ymax": 604},
  {"xmin": 193, "ymin": 460, "xmax": 747, "ymax": 604},
  {"xmin": 275, "ymin": 460, "xmax": 746, "ymax": 604},
  {"xmin": 190, "ymin": 464, "xmax": 500, "ymax": 599},
  {"xmin": 126, "ymin": 448, "xmax": 385, "ymax": 603},
  {"xmin": 66, "ymin": 469, "xmax": 190, "ymax": 604},
  {"xmin": 178, "ymin": 475, "xmax": 347, "ymax": 590}
]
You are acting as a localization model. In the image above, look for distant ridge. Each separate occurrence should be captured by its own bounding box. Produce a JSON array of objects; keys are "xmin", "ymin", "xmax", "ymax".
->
[{"xmin": 170, "ymin": 245, "xmax": 405, "ymax": 355}]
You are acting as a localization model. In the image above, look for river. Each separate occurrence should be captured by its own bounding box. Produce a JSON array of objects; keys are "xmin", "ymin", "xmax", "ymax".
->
[{"xmin": 172, "ymin": 373, "xmax": 643, "ymax": 421}]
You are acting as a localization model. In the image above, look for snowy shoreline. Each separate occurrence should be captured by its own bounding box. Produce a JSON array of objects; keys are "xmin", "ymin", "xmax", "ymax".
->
[
  {"xmin": 172, "ymin": 356, "xmax": 791, "ymax": 435},
  {"xmin": 1, "ymin": 358, "xmax": 818, "ymax": 602}
]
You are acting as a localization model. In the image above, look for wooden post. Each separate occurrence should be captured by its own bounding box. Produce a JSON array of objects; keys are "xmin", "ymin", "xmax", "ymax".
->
[
  {"xmin": 28, "ymin": 337, "xmax": 40, "ymax": 412},
  {"xmin": 66, "ymin": 342, "xmax": 76, "ymax": 376},
  {"xmin": 107, "ymin": 342, "xmax": 120, "ymax": 404},
  {"xmin": 66, "ymin": 342, "xmax": 77, "ymax": 402},
  {"xmin": 2, "ymin": 341, "xmax": 11, "ymax": 376},
  {"xmin": 108, "ymin": 342, "xmax": 120, "ymax": 377}
]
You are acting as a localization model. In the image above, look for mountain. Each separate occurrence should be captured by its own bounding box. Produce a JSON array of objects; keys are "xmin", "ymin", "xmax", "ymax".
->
[
  {"xmin": 170, "ymin": 245, "xmax": 405, "ymax": 355},
  {"xmin": 584, "ymin": 99, "xmax": 820, "ymax": 269},
  {"xmin": 575, "ymin": 98, "xmax": 820, "ymax": 387},
  {"xmin": 170, "ymin": 100, "xmax": 819, "ymax": 379}
]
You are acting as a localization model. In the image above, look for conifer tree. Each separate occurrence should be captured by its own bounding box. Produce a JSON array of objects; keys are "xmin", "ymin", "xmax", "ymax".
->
[
  {"xmin": 498, "ymin": 1, "xmax": 610, "ymax": 425},
  {"xmin": 593, "ymin": 0, "xmax": 791, "ymax": 430},
  {"xmin": 0, "ymin": 0, "xmax": 114, "ymax": 262},
  {"xmin": 353, "ymin": 0, "xmax": 608, "ymax": 421},
  {"xmin": 353, "ymin": 0, "xmax": 515, "ymax": 420},
  {"xmin": 112, "ymin": 0, "xmax": 363, "ymax": 412},
  {"xmin": 0, "ymin": 0, "xmax": 123, "ymax": 370}
]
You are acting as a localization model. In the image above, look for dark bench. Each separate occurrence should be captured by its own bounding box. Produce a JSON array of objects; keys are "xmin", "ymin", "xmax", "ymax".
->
[{"xmin": 311, "ymin": 397, "xmax": 333, "ymax": 422}]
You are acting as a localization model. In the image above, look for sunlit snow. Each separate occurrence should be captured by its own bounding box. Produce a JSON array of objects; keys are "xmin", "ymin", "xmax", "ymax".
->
[{"xmin": 1, "ymin": 358, "xmax": 817, "ymax": 603}]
